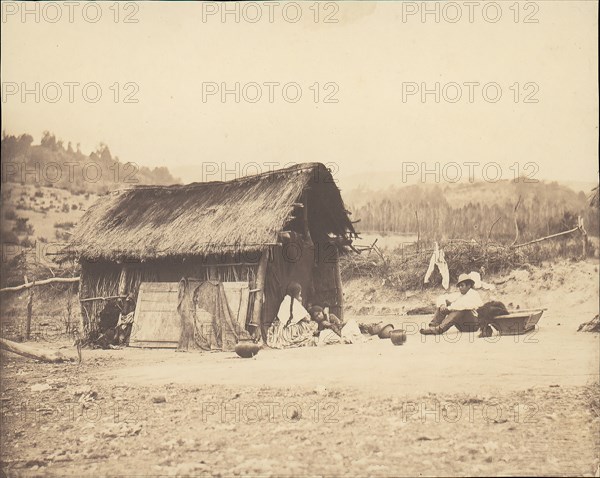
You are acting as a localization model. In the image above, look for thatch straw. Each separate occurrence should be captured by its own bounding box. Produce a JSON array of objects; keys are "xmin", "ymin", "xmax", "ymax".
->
[{"xmin": 70, "ymin": 163, "xmax": 355, "ymax": 261}]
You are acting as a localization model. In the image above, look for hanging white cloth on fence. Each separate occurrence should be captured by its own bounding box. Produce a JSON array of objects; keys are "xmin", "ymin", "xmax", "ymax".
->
[{"xmin": 424, "ymin": 242, "xmax": 450, "ymax": 290}]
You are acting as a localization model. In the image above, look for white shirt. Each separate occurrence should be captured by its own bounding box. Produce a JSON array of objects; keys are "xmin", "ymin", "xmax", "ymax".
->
[{"xmin": 440, "ymin": 288, "xmax": 483, "ymax": 312}]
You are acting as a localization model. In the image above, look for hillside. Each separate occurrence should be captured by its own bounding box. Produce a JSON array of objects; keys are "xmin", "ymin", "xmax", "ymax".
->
[
  {"xmin": 338, "ymin": 170, "xmax": 598, "ymax": 197},
  {"xmin": 0, "ymin": 132, "xmax": 181, "ymax": 286},
  {"xmin": 1, "ymin": 183, "xmax": 97, "ymax": 244}
]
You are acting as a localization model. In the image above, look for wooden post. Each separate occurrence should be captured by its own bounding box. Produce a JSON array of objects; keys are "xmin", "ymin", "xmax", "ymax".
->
[
  {"xmin": 78, "ymin": 268, "xmax": 88, "ymax": 339},
  {"xmin": 25, "ymin": 277, "xmax": 34, "ymax": 340},
  {"xmin": 250, "ymin": 249, "xmax": 269, "ymax": 341},
  {"xmin": 579, "ymin": 216, "xmax": 588, "ymax": 259},
  {"xmin": 66, "ymin": 283, "xmax": 73, "ymax": 335},
  {"xmin": 118, "ymin": 264, "xmax": 130, "ymax": 295},
  {"xmin": 333, "ymin": 248, "xmax": 344, "ymax": 321},
  {"xmin": 415, "ymin": 209, "xmax": 420, "ymax": 252}
]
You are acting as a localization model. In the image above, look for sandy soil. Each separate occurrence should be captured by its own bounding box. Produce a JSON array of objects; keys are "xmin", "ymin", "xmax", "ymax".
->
[{"xmin": 1, "ymin": 259, "xmax": 599, "ymax": 477}]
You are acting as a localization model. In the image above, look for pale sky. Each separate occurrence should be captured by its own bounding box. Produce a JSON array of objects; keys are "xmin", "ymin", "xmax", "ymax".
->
[{"xmin": 1, "ymin": 1, "xmax": 598, "ymax": 187}]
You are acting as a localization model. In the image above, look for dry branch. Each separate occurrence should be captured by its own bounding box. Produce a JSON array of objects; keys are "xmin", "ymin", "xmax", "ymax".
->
[
  {"xmin": 510, "ymin": 196, "xmax": 522, "ymax": 246},
  {"xmin": 487, "ymin": 216, "xmax": 502, "ymax": 242},
  {"xmin": 512, "ymin": 226, "xmax": 580, "ymax": 249},
  {"xmin": 80, "ymin": 294, "xmax": 128, "ymax": 303},
  {"xmin": 0, "ymin": 277, "xmax": 79, "ymax": 293}
]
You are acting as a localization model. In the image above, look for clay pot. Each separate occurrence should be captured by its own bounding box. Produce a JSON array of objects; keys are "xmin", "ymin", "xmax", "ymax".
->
[
  {"xmin": 235, "ymin": 339, "xmax": 260, "ymax": 358},
  {"xmin": 368, "ymin": 322, "xmax": 384, "ymax": 336},
  {"xmin": 390, "ymin": 329, "xmax": 407, "ymax": 346},
  {"xmin": 378, "ymin": 324, "xmax": 394, "ymax": 339}
]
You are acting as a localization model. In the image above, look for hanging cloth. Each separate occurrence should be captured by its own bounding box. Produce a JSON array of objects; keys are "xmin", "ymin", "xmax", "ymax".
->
[{"xmin": 424, "ymin": 242, "xmax": 450, "ymax": 290}]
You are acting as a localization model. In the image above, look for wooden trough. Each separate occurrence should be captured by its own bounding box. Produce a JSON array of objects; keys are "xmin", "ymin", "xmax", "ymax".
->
[{"xmin": 488, "ymin": 309, "xmax": 545, "ymax": 336}]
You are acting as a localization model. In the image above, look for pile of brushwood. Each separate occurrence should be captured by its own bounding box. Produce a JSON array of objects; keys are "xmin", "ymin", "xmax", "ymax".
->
[
  {"xmin": 340, "ymin": 240, "xmax": 542, "ymax": 291},
  {"xmin": 578, "ymin": 315, "xmax": 600, "ymax": 333}
]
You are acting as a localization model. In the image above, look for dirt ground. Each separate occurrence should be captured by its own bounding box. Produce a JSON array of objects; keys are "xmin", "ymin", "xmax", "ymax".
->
[{"xmin": 1, "ymin": 259, "xmax": 599, "ymax": 477}]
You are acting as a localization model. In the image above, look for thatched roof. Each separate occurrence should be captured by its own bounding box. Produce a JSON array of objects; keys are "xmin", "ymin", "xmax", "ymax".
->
[{"xmin": 70, "ymin": 163, "xmax": 356, "ymax": 261}]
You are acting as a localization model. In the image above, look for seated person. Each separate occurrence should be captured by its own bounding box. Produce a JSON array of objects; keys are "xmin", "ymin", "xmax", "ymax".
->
[
  {"xmin": 266, "ymin": 282, "xmax": 318, "ymax": 349},
  {"xmin": 420, "ymin": 273, "xmax": 483, "ymax": 335},
  {"xmin": 310, "ymin": 305, "xmax": 364, "ymax": 346}
]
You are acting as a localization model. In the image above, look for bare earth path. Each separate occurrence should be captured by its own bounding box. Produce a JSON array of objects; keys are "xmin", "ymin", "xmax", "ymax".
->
[
  {"xmin": 107, "ymin": 318, "xmax": 599, "ymax": 396},
  {"xmin": 1, "ymin": 260, "xmax": 599, "ymax": 476},
  {"xmin": 1, "ymin": 320, "xmax": 598, "ymax": 477}
]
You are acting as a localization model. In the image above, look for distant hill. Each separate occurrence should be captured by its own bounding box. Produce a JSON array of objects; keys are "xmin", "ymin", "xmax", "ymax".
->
[
  {"xmin": 1, "ymin": 131, "xmax": 181, "ymax": 196},
  {"xmin": 337, "ymin": 170, "xmax": 598, "ymax": 197},
  {"xmin": 0, "ymin": 132, "xmax": 182, "ymax": 285}
]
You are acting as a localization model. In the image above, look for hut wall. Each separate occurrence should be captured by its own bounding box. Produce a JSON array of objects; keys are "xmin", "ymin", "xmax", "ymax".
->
[
  {"xmin": 79, "ymin": 256, "xmax": 259, "ymax": 338},
  {"xmin": 79, "ymin": 241, "xmax": 344, "ymax": 340},
  {"xmin": 311, "ymin": 241, "xmax": 342, "ymax": 318}
]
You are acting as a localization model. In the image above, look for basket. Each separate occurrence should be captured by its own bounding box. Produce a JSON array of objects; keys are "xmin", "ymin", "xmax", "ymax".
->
[{"xmin": 488, "ymin": 310, "xmax": 545, "ymax": 336}]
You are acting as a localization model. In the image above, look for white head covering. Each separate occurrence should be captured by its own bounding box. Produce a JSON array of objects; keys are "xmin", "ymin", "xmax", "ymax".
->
[{"xmin": 276, "ymin": 295, "xmax": 310, "ymax": 326}]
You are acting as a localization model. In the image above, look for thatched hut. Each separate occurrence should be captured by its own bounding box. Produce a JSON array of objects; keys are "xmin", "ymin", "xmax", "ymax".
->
[{"xmin": 70, "ymin": 162, "xmax": 357, "ymax": 346}]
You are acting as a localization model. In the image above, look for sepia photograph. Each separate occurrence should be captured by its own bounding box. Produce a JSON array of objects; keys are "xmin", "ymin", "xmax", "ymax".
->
[{"xmin": 1, "ymin": 1, "xmax": 599, "ymax": 476}]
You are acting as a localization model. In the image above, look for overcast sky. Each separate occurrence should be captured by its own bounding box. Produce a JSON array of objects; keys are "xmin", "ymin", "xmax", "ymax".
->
[{"xmin": 2, "ymin": 1, "xmax": 598, "ymax": 188}]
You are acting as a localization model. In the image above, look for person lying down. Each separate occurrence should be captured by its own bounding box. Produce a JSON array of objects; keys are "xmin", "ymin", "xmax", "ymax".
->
[{"xmin": 309, "ymin": 305, "xmax": 364, "ymax": 346}]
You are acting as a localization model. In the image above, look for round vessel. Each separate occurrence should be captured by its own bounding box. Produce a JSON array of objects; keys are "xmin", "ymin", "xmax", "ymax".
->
[
  {"xmin": 368, "ymin": 322, "xmax": 384, "ymax": 336},
  {"xmin": 390, "ymin": 329, "xmax": 407, "ymax": 345},
  {"xmin": 235, "ymin": 339, "xmax": 260, "ymax": 358},
  {"xmin": 378, "ymin": 324, "xmax": 394, "ymax": 339}
]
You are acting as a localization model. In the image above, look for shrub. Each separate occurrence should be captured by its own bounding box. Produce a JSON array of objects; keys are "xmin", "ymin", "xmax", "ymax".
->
[
  {"xmin": 54, "ymin": 221, "xmax": 75, "ymax": 229},
  {"xmin": 14, "ymin": 217, "xmax": 34, "ymax": 235},
  {"xmin": 55, "ymin": 230, "xmax": 71, "ymax": 241},
  {"xmin": 20, "ymin": 236, "xmax": 34, "ymax": 248},
  {"xmin": 4, "ymin": 209, "xmax": 17, "ymax": 220},
  {"xmin": 1, "ymin": 231, "xmax": 19, "ymax": 244}
]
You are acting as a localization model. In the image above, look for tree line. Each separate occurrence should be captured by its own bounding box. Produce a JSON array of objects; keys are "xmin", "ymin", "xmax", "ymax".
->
[
  {"xmin": 347, "ymin": 181, "xmax": 599, "ymax": 243},
  {"xmin": 1, "ymin": 131, "xmax": 180, "ymax": 195}
]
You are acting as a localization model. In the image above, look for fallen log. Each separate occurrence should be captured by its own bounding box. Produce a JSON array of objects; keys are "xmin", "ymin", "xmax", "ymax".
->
[{"xmin": 0, "ymin": 338, "xmax": 73, "ymax": 363}]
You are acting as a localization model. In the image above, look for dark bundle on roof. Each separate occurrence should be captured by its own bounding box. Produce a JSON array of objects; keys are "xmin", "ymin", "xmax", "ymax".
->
[{"xmin": 590, "ymin": 186, "xmax": 599, "ymax": 209}]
